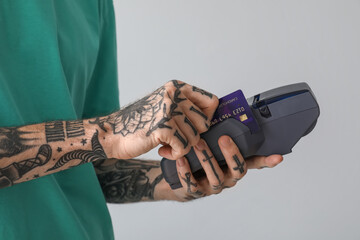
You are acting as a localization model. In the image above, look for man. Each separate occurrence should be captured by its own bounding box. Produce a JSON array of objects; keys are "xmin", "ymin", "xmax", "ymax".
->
[{"xmin": 0, "ymin": 0, "xmax": 282, "ymax": 239}]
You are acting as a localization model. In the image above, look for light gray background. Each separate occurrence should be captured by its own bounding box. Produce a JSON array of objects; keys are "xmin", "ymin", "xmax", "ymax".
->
[{"xmin": 109, "ymin": 1, "xmax": 360, "ymax": 239}]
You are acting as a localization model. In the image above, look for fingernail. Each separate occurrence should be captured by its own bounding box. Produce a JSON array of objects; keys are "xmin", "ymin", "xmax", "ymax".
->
[
  {"xmin": 195, "ymin": 139, "xmax": 206, "ymax": 151},
  {"xmin": 177, "ymin": 157, "xmax": 185, "ymax": 167},
  {"xmin": 220, "ymin": 136, "xmax": 232, "ymax": 147}
]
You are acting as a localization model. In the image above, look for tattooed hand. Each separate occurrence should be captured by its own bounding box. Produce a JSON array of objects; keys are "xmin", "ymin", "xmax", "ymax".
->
[
  {"xmin": 173, "ymin": 135, "xmax": 283, "ymax": 201},
  {"xmin": 100, "ymin": 80, "xmax": 219, "ymax": 160}
]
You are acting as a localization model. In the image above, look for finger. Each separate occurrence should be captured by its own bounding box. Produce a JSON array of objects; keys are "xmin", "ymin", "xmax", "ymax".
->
[
  {"xmin": 194, "ymin": 139, "xmax": 224, "ymax": 193},
  {"xmin": 176, "ymin": 157, "xmax": 205, "ymax": 200},
  {"xmin": 218, "ymin": 135, "xmax": 247, "ymax": 184},
  {"xmin": 246, "ymin": 155, "xmax": 284, "ymax": 169},
  {"xmin": 173, "ymin": 115, "xmax": 201, "ymax": 148},
  {"xmin": 182, "ymin": 102, "xmax": 211, "ymax": 133},
  {"xmin": 167, "ymin": 85, "xmax": 211, "ymax": 134},
  {"xmin": 181, "ymin": 83, "xmax": 219, "ymax": 120},
  {"xmin": 157, "ymin": 121, "xmax": 190, "ymax": 160}
]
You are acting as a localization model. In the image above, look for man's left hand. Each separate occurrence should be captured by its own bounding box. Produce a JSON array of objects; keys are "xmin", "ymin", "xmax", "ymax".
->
[{"xmin": 173, "ymin": 135, "xmax": 283, "ymax": 201}]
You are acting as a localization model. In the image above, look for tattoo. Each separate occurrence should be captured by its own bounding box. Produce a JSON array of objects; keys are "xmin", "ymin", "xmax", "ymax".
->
[
  {"xmin": 184, "ymin": 117, "xmax": 198, "ymax": 136},
  {"xmin": 232, "ymin": 154, "xmax": 245, "ymax": 174},
  {"xmin": 89, "ymin": 117, "xmax": 107, "ymax": 132},
  {"xmin": 174, "ymin": 130, "xmax": 188, "ymax": 149},
  {"xmin": 180, "ymin": 172, "xmax": 204, "ymax": 200},
  {"xmin": 0, "ymin": 144, "xmax": 52, "ymax": 188},
  {"xmin": 192, "ymin": 86, "xmax": 213, "ymax": 99},
  {"xmin": 47, "ymin": 130, "xmax": 106, "ymax": 172},
  {"xmin": 45, "ymin": 121, "xmax": 65, "ymax": 142},
  {"xmin": 114, "ymin": 86, "xmax": 166, "ymax": 136},
  {"xmin": 80, "ymin": 138, "xmax": 87, "ymax": 146},
  {"xmin": 189, "ymin": 106, "xmax": 208, "ymax": 120},
  {"xmin": 90, "ymin": 80, "xmax": 189, "ymax": 139},
  {"xmin": 65, "ymin": 120, "xmax": 85, "ymax": 138},
  {"xmin": 45, "ymin": 120, "xmax": 85, "ymax": 143},
  {"xmin": 145, "ymin": 101, "xmax": 172, "ymax": 137},
  {"xmin": 0, "ymin": 127, "xmax": 37, "ymax": 159},
  {"xmin": 201, "ymin": 150, "xmax": 222, "ymax": 190},
  {"xmin": 57, "ymin": 147, "xmax": 62, "ymax": 152},
  {"xmin": 95, "ymin": 159, "xmax": 163, "ymax": 203},
  {"xmin": 146, "ymin": 81, "xmax": 186, "ymax": 136}
]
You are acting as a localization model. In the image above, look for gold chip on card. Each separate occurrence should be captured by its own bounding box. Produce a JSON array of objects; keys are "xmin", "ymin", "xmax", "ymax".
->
[{"xmin": 239, "ymin": 114, "xmax": 248, "ymax": 122}]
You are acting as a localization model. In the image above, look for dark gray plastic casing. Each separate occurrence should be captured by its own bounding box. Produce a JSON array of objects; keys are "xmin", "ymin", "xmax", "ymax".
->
[{"xmin": 161, "ymin": 82, "xmax": 320, "ymax": 189}]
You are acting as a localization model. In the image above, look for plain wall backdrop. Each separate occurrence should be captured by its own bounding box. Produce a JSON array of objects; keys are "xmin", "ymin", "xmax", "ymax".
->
[{"xmin": 109, "ymin": 1, "xmax": 360, "ymax": 239}]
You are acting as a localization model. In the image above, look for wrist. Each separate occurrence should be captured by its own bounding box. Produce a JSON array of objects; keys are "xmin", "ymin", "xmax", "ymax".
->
[
  {"xmin": 84, "ymin": 115, "xmax": 119, "ymax": 159},
  {"xmin": 154, "ymin": 178, "xmax": 184, "ymax": 202}
]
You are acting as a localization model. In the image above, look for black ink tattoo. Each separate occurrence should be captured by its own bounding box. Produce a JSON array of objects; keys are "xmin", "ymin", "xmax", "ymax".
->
[
  {"xmin": 174, "ymin": 130, "xmax": 188, "ymax": 149},
  {"xmin": 47, "ymin": 130, "xmax": 106, "ymax": 172},
  {"xmin": 91, "ymin": 80, "xmax": 189, "ymax": 140},
  {"xmin": 0, "ymin": 127, "xmax": 37, "ymax": 159},
  {"xmin": 65, "ymin": 120, "xmax": 85, "ymax": 138},
  {"xmin": 232, "ymin": 154, "xmax": 245, "ymax": 174},
  {"xmin": 145, "ymin": 102, "xmax": 173, "ymax": 137},
  {"xmin": 171, "ymin": 79, "xmax": 186, "ymax": 89},
  {"xmin": 81, "ymin": 138, "xmax": 87, "ymax": 146},
  {"xmin": 0, "ymin": 144, "xmax": 52, "ymax": 188},
  {"xmin": 89, "ymin": 117, "xmax": 107, "ymax": 132},
  {"xmin": 104, "ymin": 86, "xmax": 166, "ymax": 137},
  {"xmin": 45, "ymin": 121, "xmax": 65, "ymax": 142},
  {"xmin": 95, "ymin": 159, "xmax": 163, "ymax": 203},
  {"xmin": 190, "ymin": 106, "xmax": 208, "ymax": 120},
  {"xmin": 184, "ymin": 117, "xmax": 198, "ymax": 136},
  {"xmin": 192, "ymin": 86, "xmax": 213, "ymax": 99},
  {"xmin": 56, "ymin": 147, "xmax": 62, "ymax": 153},
  {"xmin": 201, "ymin": 150, "xmax": 222, "ymax": 190},
  {"xmin": 146, "ymin": 81, "xmax": 186, "ymax": 136},
  {"xmin": 180, "ymin": 172, "xmax": 204, "ymax": 200},
  {"xmin": 46, "ymin": 120, "xmax": 86, "ymax": 143}
]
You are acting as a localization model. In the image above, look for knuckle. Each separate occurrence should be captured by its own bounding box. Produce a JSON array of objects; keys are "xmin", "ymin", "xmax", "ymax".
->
[
  {"xmin": 175, "ymin": 79, "xmax": 185, "ymax": 85},
  {"xmin": 198, "ymin": 122, "xmax": 210, "ymax": 134},
  {"xmin": 189, "ymin": 134, "xmax": 200, "ymax": 147},
  {"xmin": 227, "ymin": 181, "xmax": 236, "ymax": 188},
  {"xmin": 173, "ymin": 150, "xmax": 184, "ymax": 160},
  {"xmin": 233, "ymin": 172, "xmax": 243, "ymax": 180},
  {"xmin": 211, "ymin": 94, "xmax": 219, "ymax": 108},
  {"xmin": 212, "ymin": 186, "xmax": 223, "ymax": 194},
  {"xmin": 177, "ymin": 148, "xmax": 190, "ymax": 159},
  {"xmin": 162, "ymin": 97, "xmax": 173, "ymax": 110},
  {"xmin": 219, "ymin": 176, "xmax": 225, "ymax": 186},
  {"xmin": 164, "ymin": 86, "xmax": 176, "ymax": 98}
]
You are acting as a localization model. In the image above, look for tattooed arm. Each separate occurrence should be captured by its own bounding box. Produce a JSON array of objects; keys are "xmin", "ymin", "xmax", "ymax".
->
[
  {"xmin": 93, "ymin": 136, "xmax": 284, "ymax": 203},
  {"xmin": 0, "ymin": 119, "xmax": 116, "ymax": 189},
  {"xmin": 93, "ymin": 158, "xmax": 172, "ymax": 203},
  {"xmin": 0, "ymin": 80, "xmax": 218, "ymax": 189}
]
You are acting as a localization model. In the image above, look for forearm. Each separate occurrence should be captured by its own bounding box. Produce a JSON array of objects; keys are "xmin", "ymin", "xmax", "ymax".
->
[
  {"xmin": 0, "ymin": 115, "xmax": 121, "ymax": 189},
  {"xmin": 93, "ymin": 158, "xmax": 179, "ymax": 203},
  {"xmin": 0, "ymin": 83, "xmax": 178, "ymax": 190}
]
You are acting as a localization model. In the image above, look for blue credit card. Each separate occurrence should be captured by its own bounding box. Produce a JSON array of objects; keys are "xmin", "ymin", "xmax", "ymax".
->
[{"xmin": 210, "ymin": 90, "xmax": 260, "ymax": 133}]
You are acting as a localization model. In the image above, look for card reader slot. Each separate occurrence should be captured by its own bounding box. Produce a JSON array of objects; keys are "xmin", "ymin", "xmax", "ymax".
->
[{"xmin": 252, "ymin": 90, "xmax": 308, "ymax": 109}]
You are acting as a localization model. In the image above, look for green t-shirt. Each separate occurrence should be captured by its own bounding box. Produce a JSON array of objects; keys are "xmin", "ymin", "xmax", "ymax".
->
[{"xmin": 0, "ymin": 0, "xmax": 119, "ymax": 239}]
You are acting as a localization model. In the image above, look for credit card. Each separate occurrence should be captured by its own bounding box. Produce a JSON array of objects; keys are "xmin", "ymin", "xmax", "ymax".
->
[{"xmin": 210, "ymin": 90, "xmax": 260, "ymax": 133}]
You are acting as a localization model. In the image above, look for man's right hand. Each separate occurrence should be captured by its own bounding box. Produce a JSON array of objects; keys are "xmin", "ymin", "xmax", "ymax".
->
[{"xmin": 107, "ymin": 80, "xmax": 219, "ymax": 160}]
